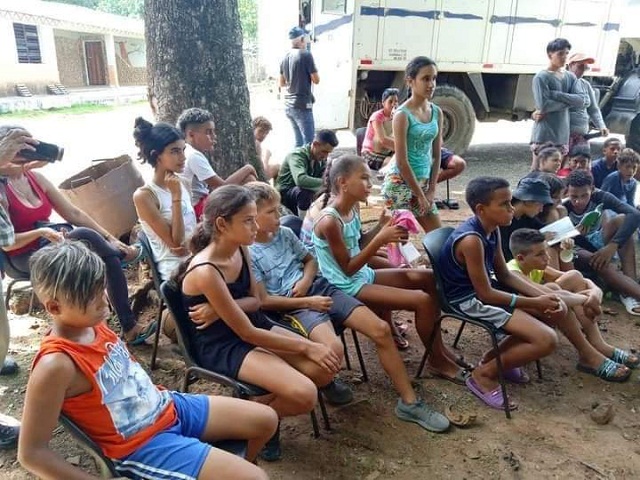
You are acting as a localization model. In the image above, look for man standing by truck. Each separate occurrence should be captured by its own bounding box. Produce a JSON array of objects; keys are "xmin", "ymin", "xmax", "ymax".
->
[
  {"xmin": 279, "ymin": 26, "xmax": 320, "ymax": 147},
  {"xmin": 530, "ymin": 38, "xmax": 585, "ymax": 171}
]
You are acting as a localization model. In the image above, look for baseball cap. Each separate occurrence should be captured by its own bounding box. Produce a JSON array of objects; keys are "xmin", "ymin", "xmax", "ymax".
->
[
  {"xmin": 288, "ymin": 26, "xmax": 309, "ymax": 40},
  {"xmin": 513, "ymin": 178, "xmax": 554, "ymax": 205},
  {"xmin": 567, "ymin": 52, "xmax": 595, "ymax": 64}
]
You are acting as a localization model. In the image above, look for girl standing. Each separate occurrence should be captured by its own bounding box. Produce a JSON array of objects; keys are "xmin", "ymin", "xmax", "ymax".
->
[{"xmin": 382, "ymin": 56, "xmax": 442, "ymax": 233}]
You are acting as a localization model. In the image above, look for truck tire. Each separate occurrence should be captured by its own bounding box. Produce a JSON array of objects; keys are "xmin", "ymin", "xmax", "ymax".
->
[
  {"xmin": 432, "ymin": 85, "xmax": 475, "ymax": 155},
  {"xmin": 626, "ymin": 114, "xmax": 640, "ymax": 154}
]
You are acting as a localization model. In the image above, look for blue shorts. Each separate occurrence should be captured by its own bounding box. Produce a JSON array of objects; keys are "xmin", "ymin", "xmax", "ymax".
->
[
  {"xmin": 113, "ymin": 392, "xmax": 211, "ymax": 480},
  {"xmin": 440, "ymin": 148, "xmax": 454, "ymax": 170}
]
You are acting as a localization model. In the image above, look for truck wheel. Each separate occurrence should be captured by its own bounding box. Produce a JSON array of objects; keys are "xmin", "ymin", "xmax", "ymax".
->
[
  {"xmin": 432, "ymin": 85, "xmax": 475, "ymax": 154},
  {"xmin": 626, "ymin": 114, "xmax": 640, "ymax": 154}
]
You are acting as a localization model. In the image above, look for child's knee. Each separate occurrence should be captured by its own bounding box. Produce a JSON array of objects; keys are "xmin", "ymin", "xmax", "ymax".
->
[
  {"xmin": 367, "ymin": 317, "xmax": 392, "ymax": 345},
  {"xmin": 330, "ymin": 337, "xmax": 345, "ymax": 362},
  {"xmin": 282, "ymin": 378, "xmax": 317, "ymax": 414},
  {"xmin": 537, "ymin": 326, "xmax": 558, "ymax": 355}
]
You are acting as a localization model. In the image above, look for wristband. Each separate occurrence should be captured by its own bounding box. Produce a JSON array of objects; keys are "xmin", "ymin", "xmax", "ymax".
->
[{"xmin": 509, "ymin": 293, "xmax": 517, "ymax": 308}]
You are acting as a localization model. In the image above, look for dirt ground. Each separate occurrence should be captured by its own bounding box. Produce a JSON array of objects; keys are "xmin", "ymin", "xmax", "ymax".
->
[{"xmin": 1, "ymin": 201, "xmax": 639, "ymax": 480}]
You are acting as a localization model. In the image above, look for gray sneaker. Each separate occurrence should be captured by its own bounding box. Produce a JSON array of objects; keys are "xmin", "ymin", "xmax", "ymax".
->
[
  {"xmin": 395, "ymin": 399, "xmax": 450, "ymax": 433},
  {"xmin": 321, "ymin": 379, "xmax": 354, "ymax": 406}
]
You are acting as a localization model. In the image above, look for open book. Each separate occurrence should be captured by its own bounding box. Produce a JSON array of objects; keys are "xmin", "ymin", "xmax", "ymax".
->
[{"xmin": 539, "ymin": 216, "xmax": 580, "ymax": 246}]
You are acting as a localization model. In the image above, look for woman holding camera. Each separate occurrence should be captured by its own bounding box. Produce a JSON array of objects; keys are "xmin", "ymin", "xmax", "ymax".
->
[{"xmin": 0, "ymin": 125, "xmax": 155, "ymax": 345}]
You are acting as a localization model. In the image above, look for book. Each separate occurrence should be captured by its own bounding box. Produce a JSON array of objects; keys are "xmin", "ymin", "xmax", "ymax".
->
[{"xmin": 540, "ymin": 216, "xmax": 581, "ymax": 246}]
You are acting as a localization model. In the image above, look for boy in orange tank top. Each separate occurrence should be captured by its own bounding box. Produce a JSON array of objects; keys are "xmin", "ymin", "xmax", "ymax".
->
[{"xmin": 18, "ymin": 241, "xmax": 276, "ymax": 479}]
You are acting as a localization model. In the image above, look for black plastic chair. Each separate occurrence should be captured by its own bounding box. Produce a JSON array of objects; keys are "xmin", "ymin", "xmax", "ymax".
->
[
  {"xmin": 136, "ymin": 231, "xmax": 166, "ymax": 370},
  {"xmin": 415, "ymin": 227, "xmax": 527, "ymax": 419},
  {"xmin": 59, "ymin": 414, "xmax": 247, "ymax": 479},
  {"xmin": 160, "ymin": 280, "xmax": 328, "ymax": 437},
  {"xmin": 0, "ymin": 249, "xmax": 35, "ymax": 314}
]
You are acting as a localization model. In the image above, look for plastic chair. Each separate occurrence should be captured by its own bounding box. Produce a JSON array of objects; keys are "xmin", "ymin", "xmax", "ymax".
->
[
  {"xmin": 59, "ymin": 414, "xmax": 247, "ymax": 479},
  {"xmin": 0, "ymin": 249, "xmax": 35, "ymax": 314},
  {"xmin": 136, "ymin": 231, "xmax": 166, "ymax": 370},
  {"xmin": 160, "ymin": 280, "xmax": 328, "ymax": 437},
  {"xmin": 415, "ymin": 227, "xmax": 540, "ymax": 419}
]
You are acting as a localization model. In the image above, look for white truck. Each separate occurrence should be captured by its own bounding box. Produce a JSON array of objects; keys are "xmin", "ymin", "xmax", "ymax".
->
[{"xmin": 259, "ymin": 0, "xmax": 640, "ymax": 154}]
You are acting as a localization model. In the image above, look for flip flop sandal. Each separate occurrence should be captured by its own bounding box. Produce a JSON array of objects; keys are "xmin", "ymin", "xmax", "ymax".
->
[
  {"xmin": 394, "ymin": 320, "xmax": 409, "ymax": 337},
  {"xmin": 434, "ymin": 198, "xmax": 446, "ymax": 209},
  {"xmin": 609, "ymin": 348, "xmax": 640, "ymax": 369},
  {"xmin": 502, "ymin": 367, "xmax": 530, "ymax": 384},
  {"xmin": 121, "ymin": 243, "xmax": 145, "ymax": 268},
  {"xmin": 465, "ymin": 376, "xmax": 517, "ymax": 410},
  {"xmin": 619, "ymin": 295, "xmax": 640, "ymax": 316},
  {"xmin": 454, "ymin": 355, "xmax": 475, "ymax": 370},
  {"xmin": 576, "ymin": 358, "xmax": 631, "ymax": 383},
  {"xmin": 392, "ymin": 332, "xmax": 410, "ymax": 350},
  {"xmin": 126, "ymin": 322, "xmax": 158, "ymax": 346},
  {"xmin": 443, "ymin": 199, "xmax": 460, "ymax": 210},
  {"xmin": 426, "ymin": 367, "xmax": 471, "ymax": 386}
]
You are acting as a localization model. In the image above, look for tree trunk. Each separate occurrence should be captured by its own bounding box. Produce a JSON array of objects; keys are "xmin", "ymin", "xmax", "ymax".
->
[{"xmin": 144, "ymin": 0, "xmax": 262, "ymax": 178}]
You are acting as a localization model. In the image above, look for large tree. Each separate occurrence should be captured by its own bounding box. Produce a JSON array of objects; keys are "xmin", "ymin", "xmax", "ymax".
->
[{"xmin": 144, "ymin": 0, "xmax": 260, "ymax": 177}]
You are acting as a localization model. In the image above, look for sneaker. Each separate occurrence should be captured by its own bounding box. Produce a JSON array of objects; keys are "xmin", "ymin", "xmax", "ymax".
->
[
  {"xmin": 0, "ymin": 417, "xmax": 19, "ymax": 450},
  {"xmin": 259, "ymin": 425, "xmax": 281, "ymax": 462},
  {"xmin": 0, "ymin": 357, "xmax": 18, "ymax": 376},
  {"xmin": 395, "ymin": 399, "xmax": 450, "ymax": 433},
  {"xmin": 320, "ymin": 379, "xmax": 353, "ymax": 406}
]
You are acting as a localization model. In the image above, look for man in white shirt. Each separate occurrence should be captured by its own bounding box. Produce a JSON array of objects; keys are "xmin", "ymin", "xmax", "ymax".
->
[{"xmin": 177, "ymin": 108, "xmax": 258, "ymax": 218}]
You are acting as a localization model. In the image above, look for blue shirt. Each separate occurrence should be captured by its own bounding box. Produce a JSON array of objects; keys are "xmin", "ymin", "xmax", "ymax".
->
[
  {"xmin": 439, "ymin": 216, "xmax": 499, "ymax": 302},
  {"xmin": 249, "ymin": 226, "xmax": 308, "ymax": 297},
  {"xmin": 600, "ymin": 171, "xmax": 636, "ymax": 207},
  {"xmin": 591, "ymin": 157, "xmax": 617, "ymax": 188}
]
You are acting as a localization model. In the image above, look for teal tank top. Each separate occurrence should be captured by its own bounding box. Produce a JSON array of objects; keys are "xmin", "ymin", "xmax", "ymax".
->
[
  {"xmin": 389, "ymin": 104, "xmax": 439, "ymax": 180},
  {"xmin": 311, "ymin": 207, "xmax": 375, "ymax": 297}
]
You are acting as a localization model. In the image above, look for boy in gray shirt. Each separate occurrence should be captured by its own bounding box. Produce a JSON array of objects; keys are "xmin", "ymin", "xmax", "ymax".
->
[{"xmin": 530, "ymin": 38, "xmax": 585, "ymax": 170}]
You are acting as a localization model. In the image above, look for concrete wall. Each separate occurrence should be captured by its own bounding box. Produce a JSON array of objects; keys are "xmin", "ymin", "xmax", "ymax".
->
[
  {"xmin": 115, "ymin": 37, "xmax": 146, "ymax": 86},
  {"xmin": 0, "ymin": 19, "xmax": 60, "ymax": 96},
  {"xmin": 54, "ymin": 34, "xmax": 86, "ymax": 87}
]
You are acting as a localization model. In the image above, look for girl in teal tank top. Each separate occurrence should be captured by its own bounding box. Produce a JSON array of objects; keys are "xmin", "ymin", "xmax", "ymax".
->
[
  {"xmin": 314, "ymin": 155, "xmax": 470, "ymax": 385},
  {"xmin": 381, "ymin": 56, "xmax": 443, "ymax": 234}
]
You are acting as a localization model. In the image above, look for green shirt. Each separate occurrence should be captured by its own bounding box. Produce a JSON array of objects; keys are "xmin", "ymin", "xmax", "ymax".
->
[
  {"xmin": 507, "ymin": 259, "xmax": 545, "ymax": 284},
  {"xmin": 276, "ymin": 144, "xmax": 325, "ymax": 192}
]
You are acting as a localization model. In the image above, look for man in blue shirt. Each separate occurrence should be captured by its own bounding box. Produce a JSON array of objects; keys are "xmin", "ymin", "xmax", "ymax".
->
[
  {"xmin": 600, "ymin": 148, "xmax": 640, "ymax": 207},
  {"xmin": 591, "ymin": 138, "xmax": 622, "ymax": 188}
]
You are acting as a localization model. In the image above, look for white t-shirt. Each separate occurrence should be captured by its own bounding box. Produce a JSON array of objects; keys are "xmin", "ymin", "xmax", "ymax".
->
[{"xmin": 180, "ymin": 144, "xmax": 217, "ymax": 205}]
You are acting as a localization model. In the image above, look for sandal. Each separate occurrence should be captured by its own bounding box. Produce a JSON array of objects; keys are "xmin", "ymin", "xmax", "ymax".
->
[
  {"xmin": 576, "ymin": 358, "xmax": 631, "ymax": 383},
  {"xmin": 426, "ymin": 367, "xmax": 471, "ymax": 385},
  {"xmin": 443, "ymin": 199, "xmax": 460, "ymax": 210},
  {"xmin": 125, "ymin": 322, "xmax": 158, "ymax": 346},
  {"xmin": 434, "ymin": 198, "xmax": 445, "ymax": 209},
  {"xmin": 609, "ymin": 348, "xmax": 640, "ymax": 369},
  {"xmin": 393, "ymin": 332, "xmax": 410, "ymax": 350},
  {"xmin": 502, "ymin": 367, "xmax": 530, "ymax": 384},
  {"xmin": 619, "ymin": 295, "xmax": 640, "ymax": 316},
  {"xmin": 394, "ymin": 320, "xmax": 409, "ymax": 337},
  {"xmin": 465, "ymin": 376, "xmax": 517, "ymax": 410},
  {"xmin": 454, "ymin": 355, "xmax": 475, "ymax": 371},
  {"xmin": 121, "ymin": 243, "xmax": 145, "ymax": 267}
]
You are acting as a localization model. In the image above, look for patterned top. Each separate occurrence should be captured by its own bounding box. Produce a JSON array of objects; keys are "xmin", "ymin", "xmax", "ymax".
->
[
  {"xmin": 387, "ymin": 104, "xmax": 439, "ymax": 180},
  {"xmin": 0, "ymin": 205, "xmax": 14, "ymax": 247}
]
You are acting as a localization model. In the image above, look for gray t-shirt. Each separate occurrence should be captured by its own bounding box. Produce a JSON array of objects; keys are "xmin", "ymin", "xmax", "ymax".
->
[
  {"xmin": 569, "ymin": 77, "xmax": 606, "ymax": 135},
  {"xmin": 280, "ymin": 48, "xmax": 317, "ymax": 110},
  {"xmin": 531, "ymin": 70, "xmax": 584, "ymax": 145}
]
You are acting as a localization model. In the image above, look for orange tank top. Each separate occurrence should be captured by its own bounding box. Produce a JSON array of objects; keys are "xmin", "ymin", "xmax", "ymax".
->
[{"xmin": 32, "ymin": 323, "xmax": 177, "ymax": 459}]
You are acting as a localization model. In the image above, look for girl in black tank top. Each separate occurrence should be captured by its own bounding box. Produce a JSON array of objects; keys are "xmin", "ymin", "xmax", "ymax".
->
[{"xmin": 176, "ymin": 185, "xmax": 341, "ymax": 458}]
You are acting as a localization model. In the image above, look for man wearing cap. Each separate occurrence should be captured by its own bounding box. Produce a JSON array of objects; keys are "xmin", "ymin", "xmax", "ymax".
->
[
  {"xmin": 567, "ymin": 52, "xmax": 609, "ymax": 151},
  {"xmin": 499, "ymin": 178, "xmax": 554, "ymax": 262},
  {"xmin": 279, "ymin": 26, "xmax": 320, "ymax": 147}
]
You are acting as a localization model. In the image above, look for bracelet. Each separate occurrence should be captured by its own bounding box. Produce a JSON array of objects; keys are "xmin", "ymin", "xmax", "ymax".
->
[
  {"xmin": 172, "ymin": 199, "xmax": 181, "ymax": 204},
  {"xmin": 509, "ymin": 293, "xmax": 517, "ymax": 308}
]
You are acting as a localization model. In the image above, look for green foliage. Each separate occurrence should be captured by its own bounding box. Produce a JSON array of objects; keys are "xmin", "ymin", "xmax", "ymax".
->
[{"xmin": 45, "ymin": 0, "xmax": 257, "ymax": 40}]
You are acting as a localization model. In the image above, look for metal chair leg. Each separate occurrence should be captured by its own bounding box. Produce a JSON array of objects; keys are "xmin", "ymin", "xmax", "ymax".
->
[
  {"xmin": 415, "ymin": 351, "xmax": 429, "ymax": 379},
  {"xmin": 452, "ymin": 322, "xmax": 466, "ymax": 349},
  {"xmin": 5, "ymin": 280, "xmax": 15, "ymax": 310},
  {"xmin": 351, "ymin": 329, "xmax": 368, "ymax": 382},
  {"xmin": 309, "ymin": 410, "xmax": 320, "ymax": 438},
  {"xmin": 535, "ymin": 360, "xmax": 543, "ymax": 380},
  {"xmin": 490, "ymin": 332, "xmax": 511, "ymax": 419},
  {"xmin": 340, "ymin": 331, "xmax": 352, "ymax": 370},
  {"xmin": 150, "ymin": 303, "xmax": 164, "ymax": 370},
  {"xmin": 317, "ymin": 392, "xmax": 331, "ymax": 431}
]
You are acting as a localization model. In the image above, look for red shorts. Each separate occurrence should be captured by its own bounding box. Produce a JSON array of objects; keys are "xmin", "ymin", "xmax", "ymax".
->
[{"xmin": 194, "ymin": 196, "xmax": 206, "ymax": 220}]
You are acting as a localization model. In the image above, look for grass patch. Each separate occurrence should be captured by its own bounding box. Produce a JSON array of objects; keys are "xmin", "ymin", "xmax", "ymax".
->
[{"xmin": 0, "ymin": 100, "xmax": 146, "ymax": 119}]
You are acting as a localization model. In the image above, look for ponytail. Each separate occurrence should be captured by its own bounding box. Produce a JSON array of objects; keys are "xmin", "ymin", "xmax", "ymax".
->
[
  {"xmin": 319, "ymin": 159, "xmax": 333, "ymax": 209},
  {"xmin": 189, "ymin": 222, "xmax": 214, "ymax": 254}
]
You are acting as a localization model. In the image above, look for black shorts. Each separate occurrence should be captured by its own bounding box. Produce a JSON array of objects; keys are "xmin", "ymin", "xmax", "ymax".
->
[{"xmin": 281, "ymin": 277, "xmax": 363, "ymax": 337}]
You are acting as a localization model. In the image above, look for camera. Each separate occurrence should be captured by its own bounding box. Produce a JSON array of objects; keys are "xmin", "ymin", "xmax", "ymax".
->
[{"xmin": 18, "ymin": 141, "xmax": 64, "ymax": 163}]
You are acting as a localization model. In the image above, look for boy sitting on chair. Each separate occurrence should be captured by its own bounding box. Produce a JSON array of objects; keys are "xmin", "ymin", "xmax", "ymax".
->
[
  {"xmin": 18, "ymin": 241, "xmax": 276, "ymax": 480},
  {"xmin": 507, "ymin": 228, "xmax": 634, "ymax": 382},
  {"xmin": 438, "ymin": 176, "xmax": 562, "ymax": 411}
]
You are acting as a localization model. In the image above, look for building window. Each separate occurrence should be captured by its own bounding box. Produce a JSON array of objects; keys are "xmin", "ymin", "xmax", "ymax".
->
[
  {"xmin": 13, "ymin": 23, "xmax": 42, "ymax": 64},
  {"xmin": 322, "ymin": 0, "xmax": 347, "ymax": 14}
]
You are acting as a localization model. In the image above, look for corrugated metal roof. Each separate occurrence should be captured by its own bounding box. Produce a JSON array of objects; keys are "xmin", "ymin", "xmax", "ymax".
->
[{"xmin": 0, "ymin": 0, "xmax": 144, "ymax": 38}]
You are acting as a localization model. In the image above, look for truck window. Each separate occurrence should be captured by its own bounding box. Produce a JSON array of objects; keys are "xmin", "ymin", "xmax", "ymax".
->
[{"xmin": 322, "ymin": 0, "xmax": 346, "ymax": 14}]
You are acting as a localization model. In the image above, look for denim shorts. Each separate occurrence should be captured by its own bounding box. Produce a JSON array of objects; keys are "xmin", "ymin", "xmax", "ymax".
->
[{"xmin": 113, "ymin": 392, "xmax": 211, "ymax": 480}]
